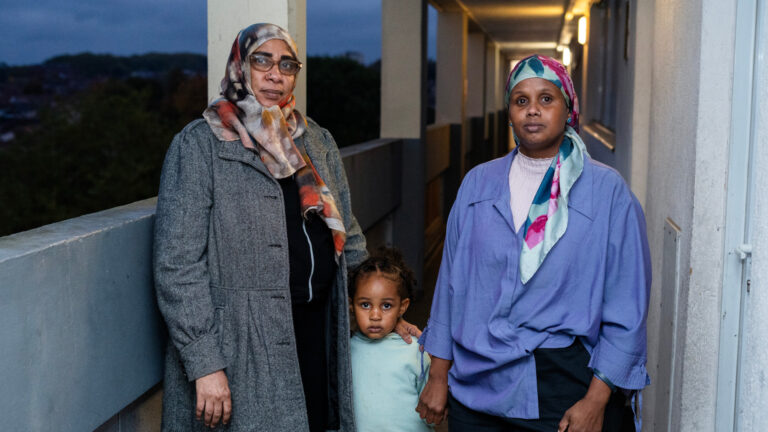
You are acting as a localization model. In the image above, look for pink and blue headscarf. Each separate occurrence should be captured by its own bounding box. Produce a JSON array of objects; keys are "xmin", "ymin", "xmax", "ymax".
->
[{"xmin": 506, "ymin": 54, "xmax": 590, "ymax": 283}]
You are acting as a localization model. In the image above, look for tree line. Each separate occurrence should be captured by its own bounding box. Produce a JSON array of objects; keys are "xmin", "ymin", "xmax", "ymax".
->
[{"xmin": 0, "ymin": 54, "xmax": 380, "ymax": 236}]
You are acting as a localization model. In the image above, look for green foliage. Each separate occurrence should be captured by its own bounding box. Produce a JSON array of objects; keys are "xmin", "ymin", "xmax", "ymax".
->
[
  {"xmin": 0, "ymin": 73, "xmax": 206, "ymax": 236},
  {"xmin": 306, "ymin": 56, "xmax": 380, "ymax": 147}
]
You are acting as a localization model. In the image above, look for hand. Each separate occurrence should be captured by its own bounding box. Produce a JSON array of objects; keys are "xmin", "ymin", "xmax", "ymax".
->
[
  {"xmin": 195, "ymin": 370, "xmax": 232, "ymax": 428},
  {"xmin": 558, "ymin": 377, "xmax": 611, "ymax": 432},
  {"xmin": 415, "ymin": 357, "xmax": 452, "ymax": 425},
  {"xmin": 394, "ymin": 318, "xmax": 422, "ymax": 344}
]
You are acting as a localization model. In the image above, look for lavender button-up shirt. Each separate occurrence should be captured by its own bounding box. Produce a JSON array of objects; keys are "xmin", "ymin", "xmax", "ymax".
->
[{"xmin": 420, "ymin": 149, "xmax": 651, "ymax": 419}]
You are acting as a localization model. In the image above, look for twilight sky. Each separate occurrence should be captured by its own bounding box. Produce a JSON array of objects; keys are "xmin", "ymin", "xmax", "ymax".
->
[{"xmin": 0, "ymin": 0, "xmax": 436, "ymax": 66}]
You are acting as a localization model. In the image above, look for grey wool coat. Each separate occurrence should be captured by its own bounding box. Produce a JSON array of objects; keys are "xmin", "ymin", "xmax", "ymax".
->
[{"xmin": 153, "ymin": 118, "xmax": 366, "ymax": 432}]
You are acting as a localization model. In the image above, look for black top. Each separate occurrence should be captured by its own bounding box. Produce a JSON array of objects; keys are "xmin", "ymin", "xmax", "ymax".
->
[
  {"xmin": 278, "ymin": 176, "xmax": 337, "ymax": 304},
  {"xmin": 279, "ymin": 175, "xmax": 339, "ymax": 431}
]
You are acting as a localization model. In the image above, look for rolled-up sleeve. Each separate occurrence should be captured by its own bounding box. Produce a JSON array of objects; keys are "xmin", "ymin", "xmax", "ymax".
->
[
  {"xmin": 154, "ymin": 124, "xmax": 226, "ymax": 381},
  {"xmin": 587, "ymin": 191, "xmax": 652, "ymax": 390}
]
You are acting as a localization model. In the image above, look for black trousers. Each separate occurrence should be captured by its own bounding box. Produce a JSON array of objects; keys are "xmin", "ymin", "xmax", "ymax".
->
[
  {"xmin": 447, "ymin": 341, "xmax": 634, "ymax": 432},
  {"xmin": 292, "ymin": 296, "xmax": 329, "ymax": 432}
]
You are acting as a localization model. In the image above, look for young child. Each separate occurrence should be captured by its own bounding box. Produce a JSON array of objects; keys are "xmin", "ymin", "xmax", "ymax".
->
[{"xmin": 349, "ymin": 248, "xmax": 433, "ymax": 432}]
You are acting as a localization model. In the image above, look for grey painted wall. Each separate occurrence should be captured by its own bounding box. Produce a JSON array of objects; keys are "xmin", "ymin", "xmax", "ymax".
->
[
  {"xmin": 678, "ymin": 1, "xmax": 738, "ymax": 430},
  {"xmin": 639, "ymin": 0, "xmax": 738, "ymax": 430},
  {"xmin": 637, "ymin": 0, "xmax": 700, "ymax": 427}
]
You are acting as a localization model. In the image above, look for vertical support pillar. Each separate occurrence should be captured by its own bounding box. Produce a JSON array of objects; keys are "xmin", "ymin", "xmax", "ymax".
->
[
  {"xmin": 436, "ymin": 10, "xmax": 467, "ymax": 218},
  {"xmin": 484, "ymin": 41, "xmax": 501, "ymax": 156},
  {"xmin": 466, "ymin": 32, "xmax": 486, "ymax": 166},
  {"xmin": 466, "ymin": 33, "xmax": 486, "ymax": 120},
  {"xmin": 435, "ymin": 11, "xmax": 467, "ymax": 126},
  {"xmin": 501, "ymin": 56, "xmax": 514, "ymax": 152},
  {"xmin": 381, "ymin": 0, "xmax": 427, "ymax": 288},
  {"xmin": 381, "ymin": 0, "xmax": 425, "ymax": 140},
  {"xmin": 207, "ymin": 0, "xmax": 307, "ymax": 112}
]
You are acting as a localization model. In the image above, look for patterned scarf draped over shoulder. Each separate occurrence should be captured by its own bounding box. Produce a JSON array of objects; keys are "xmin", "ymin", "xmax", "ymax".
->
[
  {"xmin": 505, "ymin": 54, "xmax": 590, "ymax": 283},
  {"xmin": 202, "ymin": 23, "xmax": 346, "ymax": 257}
]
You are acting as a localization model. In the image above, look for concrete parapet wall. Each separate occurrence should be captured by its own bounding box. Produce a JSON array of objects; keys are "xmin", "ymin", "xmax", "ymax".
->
[
  {"xmin": 0, "ymin": 139, "xmax": 412, "ymax": 431},
  {"xmin": 0, "ymin": 198, "xmax": 164, "ymax": 432},
  {"xmin": 340, "ymin": 138, "xmax": 403, "ymax": 232}
]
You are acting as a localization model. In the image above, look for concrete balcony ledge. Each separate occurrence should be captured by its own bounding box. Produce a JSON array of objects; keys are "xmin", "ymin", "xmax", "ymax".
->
[
  {"xmin": 0, "ymin": 198, "xmax": 157, "ymax": 262},
  {"xmin": 340, "ymin": 138, "xmax": 403, "ymax": 232},
  {"xmin": 0, "ymin": 198, "xmax": 164, "ymax": 432}
]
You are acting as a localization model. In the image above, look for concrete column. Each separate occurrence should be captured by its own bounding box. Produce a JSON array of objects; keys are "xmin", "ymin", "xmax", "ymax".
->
[
  {"xmin": 207, "ymin": 0, "xmax": 307, "ymax": 112},
  {"xmin": 381, "ymin": 0, "xmax": 426, "ymax": 139},
  {"xmin": 484, "ymin": 41, "xmax": 501, "ymax": 155},
  {"xmin": 484, "ymin": 42, "xmax": 500, "ymax": 114},
  {"xmin": 381, "ymin": 0, "xmax": 427, "ymax": 289},
  {"xmin": 466, "ymin": 32, "xmax": 485, "ymax": 119},
  {"xmin": 484, "ymin": 41, "xmax": 501, "ymax": 126},
  {"xmin": 435, "ymin": 11, "xmax": 467, "ymax": 125},
  {"xmin": 465, "ymin": 32, "xmax": 485, "ymax": 165},
  {"xmin": 502, "ymin": 56, "xmax": 514, "ymax": 152},
  {"xmin": 499, "ymin": 55, "xmax": 510, "ymax": 112},
  {"xmin": 436, "ymin": 9, "xmax": 468, "ymax": 200}
]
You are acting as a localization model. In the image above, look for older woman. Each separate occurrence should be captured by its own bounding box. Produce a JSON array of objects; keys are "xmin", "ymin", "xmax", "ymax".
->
[
  {"xmin": 154, "ymin": 23, "xmax": 369, "ymax": 431},
  {"xmin": 417, "ymin": 55, "xmax": 651, "ymax": 432}
]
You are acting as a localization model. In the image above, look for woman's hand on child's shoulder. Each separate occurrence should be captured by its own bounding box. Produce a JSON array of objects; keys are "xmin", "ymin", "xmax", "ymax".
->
[{"xmin": 394, "ymin": 318, "xmax": 422, "ymax": 343}]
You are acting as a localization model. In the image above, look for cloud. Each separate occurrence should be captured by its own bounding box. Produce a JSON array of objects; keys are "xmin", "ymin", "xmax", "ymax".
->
[
  {"xmin": 307, "ymin": 0, "xmax": 381, "ymax": 63},
  {"xmin": 0, "ymin": 0, "xmax": 386, "ymax": 66},
  {"xmin": 0, "ymin": 0, "xmax": 205, "ymax": 65}
]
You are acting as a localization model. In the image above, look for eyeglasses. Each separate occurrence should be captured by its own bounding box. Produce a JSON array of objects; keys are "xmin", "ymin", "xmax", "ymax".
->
[{"xmin": 248, "ymin": 54, "xmax": 302, "ymax": 76}]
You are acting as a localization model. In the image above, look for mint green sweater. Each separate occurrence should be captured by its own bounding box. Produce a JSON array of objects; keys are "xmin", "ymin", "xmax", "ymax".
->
[{"xmin": 351, "ymin": 332, "xmax": 433, "ymax": 431}]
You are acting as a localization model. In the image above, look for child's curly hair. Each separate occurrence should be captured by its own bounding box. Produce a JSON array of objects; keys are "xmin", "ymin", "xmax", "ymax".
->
[{"xmin": 348, "ymin": 247, "xmax": 417, "ymax": 301}]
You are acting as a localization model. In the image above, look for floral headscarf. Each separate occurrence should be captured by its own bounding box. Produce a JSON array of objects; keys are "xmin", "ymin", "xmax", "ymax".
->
[
  {"xmin": 202, "ymin": 23, "xmax": 346, "ymax": 258},
  {"xmin": 505, "ymin": 54, "xmax": 590, "ymax": 283}
]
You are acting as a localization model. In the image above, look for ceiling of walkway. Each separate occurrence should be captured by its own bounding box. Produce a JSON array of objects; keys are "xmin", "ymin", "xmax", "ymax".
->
[{"xmin": 430, "ymin": 0, "xmax": 590, "ymax": 59}]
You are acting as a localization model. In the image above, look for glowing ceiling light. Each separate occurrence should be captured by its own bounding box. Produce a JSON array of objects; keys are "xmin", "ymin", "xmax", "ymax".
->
[
  {"xmin": 563, "ymin": 47, "xmax": 572, "ymax": 66},
  {"xmin": 556, "ymin": 45, "xmax": 564, "ymax": 52},
  {"xmin": 578, "ymin": 16, "xmax": 588, "ymax": 45}
]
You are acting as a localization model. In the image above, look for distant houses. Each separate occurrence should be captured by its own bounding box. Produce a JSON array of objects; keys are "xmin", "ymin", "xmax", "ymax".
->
[{"xmin": 0, "ymin": 53, "xmax": 207, "ymax": 144}]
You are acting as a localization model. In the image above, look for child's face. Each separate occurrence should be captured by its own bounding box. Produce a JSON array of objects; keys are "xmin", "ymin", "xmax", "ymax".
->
[{"xmin": 351, "ymin": 273, "xmax": 410, "ymax": 339}]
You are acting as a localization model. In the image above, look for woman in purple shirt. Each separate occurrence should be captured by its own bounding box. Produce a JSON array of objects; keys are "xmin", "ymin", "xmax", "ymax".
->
[{"xmin": 416, "ymin": 55, "xmax": 651, "ymax": 432}]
